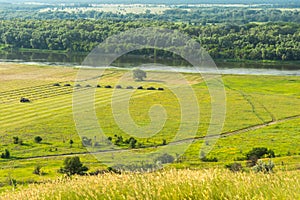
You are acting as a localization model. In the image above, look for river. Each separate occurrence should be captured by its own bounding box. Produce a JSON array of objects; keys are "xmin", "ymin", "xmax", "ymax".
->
[{"xmin": 0, "ymin": 50, "xmax": 299, "ymax": 76}]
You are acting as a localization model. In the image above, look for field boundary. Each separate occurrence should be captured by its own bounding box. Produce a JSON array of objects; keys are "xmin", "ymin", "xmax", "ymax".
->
[{"xmin": 3, "ymin": 114, "xmax": 299, "ymax": 162}]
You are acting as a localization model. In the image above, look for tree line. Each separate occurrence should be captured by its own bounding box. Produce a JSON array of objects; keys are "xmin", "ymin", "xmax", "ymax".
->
[
  {"xmin": 0, "ymin": 19, "xmax": 299, "ymax": 61},
  {"xmin": 1, "ymin": 7, "xmax": 300, "ymax": 24}
]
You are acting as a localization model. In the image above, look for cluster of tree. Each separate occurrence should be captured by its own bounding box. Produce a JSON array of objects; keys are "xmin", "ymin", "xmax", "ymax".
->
[
  {"xmin": 1, "ymin": 4, "xmax": 300, "ymax": 24},
  {"xmin": 111, "ymin": 135, "xmax": 139, "ymax": 149},
  {"xmin": 226, "ymin": 147, "xmax": 276, "ymax": 173},
  {"xmin": 1, "ymin": 149, "xmax": 10, "ymax": 159},
  {"xmin": 0, "ymin": 19, "xmax": 299, "ymax": 61},
  {"xmin": 11, "ymin": 136, "xmax": 42, "ymax": 145}
]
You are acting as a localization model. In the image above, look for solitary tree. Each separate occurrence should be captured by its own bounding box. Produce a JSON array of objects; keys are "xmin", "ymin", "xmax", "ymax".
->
[
  {"xmin": 13, "ymin": 136, "xmax": 19, "ymax": 144},
  {"xmin": 58, "ymin": 156, "xmax": 88, "ymax": 176},
  {"xmin": 34, "ymin": 136, "xmax": 43, "ymax": 143},
  {"xmin": 69, "ymin": 139, "xmax": 74, "ymax": 148},
  {"xmin": 133, "ymin": 69, "xmax": 146, "ymax": 81}
]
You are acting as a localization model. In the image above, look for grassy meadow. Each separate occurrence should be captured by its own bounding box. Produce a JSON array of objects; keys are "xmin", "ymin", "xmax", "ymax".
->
[
  {"xmin": 1, "ymin": 169, "xmax": 300, "ymax": 200},
  {"xmin": 0, "ymin": 62, "xmax": 299, "ymax": 196}
]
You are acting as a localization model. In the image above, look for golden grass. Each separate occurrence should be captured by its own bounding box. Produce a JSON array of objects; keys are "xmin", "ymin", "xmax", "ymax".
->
[{"xmin": 1, "ymin": 169, "xmax": 300, "ymax": 200}]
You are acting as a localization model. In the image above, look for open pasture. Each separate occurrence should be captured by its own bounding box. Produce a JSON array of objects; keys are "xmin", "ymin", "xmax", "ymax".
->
[{"xmin": 0, "ymin": 63, "xmax": 299, "ymax": 190}]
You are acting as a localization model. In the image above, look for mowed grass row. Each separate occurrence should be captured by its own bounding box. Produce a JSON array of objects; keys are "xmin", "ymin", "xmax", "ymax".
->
[
  {"xmin": 0, "ymin": 63, "xmax": 78, "ymax": 92},
  {"xmin": 1, "ymin": 65, "xmax": 300, "ymax": 158},
  {"xmin": 1, "ymin": 169, "xmax": 300, "ymax": 200}
]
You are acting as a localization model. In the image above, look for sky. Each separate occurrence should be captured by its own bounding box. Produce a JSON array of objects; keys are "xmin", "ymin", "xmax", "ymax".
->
[{"xmin": 0, "ymin": 0, "xmax": 297, "ymax": 4}]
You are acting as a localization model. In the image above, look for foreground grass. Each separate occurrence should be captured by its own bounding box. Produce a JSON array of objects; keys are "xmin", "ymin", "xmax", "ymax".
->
[{"xmin": 1, "ymin": 169, "xmax": 299, "ymax": 200}]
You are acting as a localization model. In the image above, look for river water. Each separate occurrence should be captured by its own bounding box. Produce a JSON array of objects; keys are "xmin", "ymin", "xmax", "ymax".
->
[{"xmin": 0, "ymin": 51, "xmax": 299, "ymax": 76}]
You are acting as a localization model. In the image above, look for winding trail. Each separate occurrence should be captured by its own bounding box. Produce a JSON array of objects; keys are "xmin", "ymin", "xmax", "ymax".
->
[{"xmin": 9, "ymin": 114, "xmax": 300, "ymax": 162}]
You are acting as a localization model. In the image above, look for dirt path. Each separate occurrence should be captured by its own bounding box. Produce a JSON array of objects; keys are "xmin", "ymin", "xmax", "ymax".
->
[
  {"xmin": 12, "ymin": 114, "xmax": 300, "ymax": 162},
  {"xmin": 170, "ymin": 114, "xmax": 300, "ymax": 145}
]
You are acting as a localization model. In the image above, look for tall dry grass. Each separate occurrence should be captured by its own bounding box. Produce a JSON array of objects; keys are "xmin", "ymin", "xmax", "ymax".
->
[{"xmin": 1, "ymin": 169, "xmax": 299, "ymax": 200}]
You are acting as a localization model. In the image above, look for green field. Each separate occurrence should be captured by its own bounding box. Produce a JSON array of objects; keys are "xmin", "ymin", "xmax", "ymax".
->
[
  {"xmin": 0, "ymin": 63, "xmax": 299, "ymax": 195},
  {"xmin": 2, "ymin": 169, "xmax": 300, "ymax": 200}
]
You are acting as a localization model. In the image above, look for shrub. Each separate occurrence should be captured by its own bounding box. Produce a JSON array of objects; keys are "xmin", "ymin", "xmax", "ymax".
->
[
  {"xmin": 116, "ymin": 85, "xmax": 122, "ymax": 89},
  {"xmin": 33, "ymin": 166, "xmax": 43, "ymax": 175},
  {"xmin": 245, "ymin": 147, "xmax": 275, "ymax": 167},
  {"xmin": 162, "ymin": 139, "xmax": 167, "ymax": 145},
  {"xmin": 137, "ymin": 86, "xmax": 143, "ymax": 90},
  {"xmin": 225, "ymin": 162, "xmax": 243, "ymax": 172},
  {"xmin": 64, "ymin": 83, "xmax": 71, "ymax": 86},
  {"xmin": 201, "ymin": 156, "xmax": 218, "ymax": 162},
  {"xmin": 34, "ymin": 136, "xmax": 43, "ymax": 143},
  {"xmin": 96, "ymin": 84, "xmax": 101, "ymax": 88},
  {"xmin": 53, "ymin": 83, "xmax": 60, "ymax": 86},
  {"xmin": 82, "ymin": 136, "xmax": 92, "ymax": 146},
  {"xmin": 128, "ymin": 137, "xmax": 137, "ymax": 148},
  {"xmin": 133, "ymin": 69, "xmax": 147, "ymax": 81},
  {"xmin": 105, "ymin": 85, "xmax": 112, "ymax": 88},
  {"xmin": 12, "ymin": 137, "xmax": 23, "ymax": 145},
  {"xmin": 94, "ymin": 142, "xmax": 101, "ymax": 147},
  {"xmin": 155, "ymin": 153, "xmax": 175, "ymax": 164},
  {"xmin": 246, "ymin": 155, "xmax": 258, "ymax": 167},
  {"xmin": 158, "ymin": 87, "xmax": 164, "ymax": 91},
  {"xmin": 246, "ymin": 147, "xmax": 275, "ymax": 160},
  {"xmin": 6, "ymin": 175, "xmax": 17, "ymax": 187},
  {"xmin": 85, "ymin": 84, "xmax": 91, "ymax": 87},
  {"xmin": 252, "ymin": 160, "xmax": 275, "ymax": 173},
  {"xmin": 13, "ymin": 136, "xmax": 19, "ymax": 144},
  {"xmin": 126, "ymin": 86, "xmax": 134, "ymax": 89},
  {"xmin": 1, "ymin": 149, "xmax": 10, "ymax": 159},
  {"xmin": 58, "ymin": 156, "xmax": 88, "ymax": 176},
  {"xmin": 114, "ymin": 135, "xmax": 123, "ymax": 145},
  {"xmin": 69, "ymin": 139, "xmax": 74, "ymax": 147},
  {"xmin": 75, "ymin": 84, "xmax": 81, "ymax": 87}
]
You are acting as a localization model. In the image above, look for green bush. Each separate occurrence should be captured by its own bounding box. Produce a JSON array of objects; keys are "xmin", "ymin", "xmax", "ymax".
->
[
  {"xmin": 225, "ymin": 162, "xmax": 243, "ymax": 172},
  {"xmin": 246, "ymin": 147, "xmax": 275, "ymax": 160},
  {"xmin": 1, "ymin": 149, "xmax": 10, "ymax": 159},
  {"xmin": 252, "ymin": 160, "xmax": 275, "ymax": 173},
  {"xmin": 201, "ymin": 156, "xmax": 218, "ymax": 162},
  {"xmin": 133, "ymin": 69, "xmax": 147, "ymax": 81},
  {"xmin": 33, "ymin": 165, "xmax": 43, "ymax": 175},
  {"xmin": 58, "ymin": 156, "xmax": 88, "ymax": 176},
  {"xmin": 34, "ymin": 136, "xmax": 43, "ymax": 143}
]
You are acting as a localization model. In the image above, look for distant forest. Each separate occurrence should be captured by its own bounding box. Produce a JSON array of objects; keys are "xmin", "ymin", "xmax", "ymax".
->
[
  {"xmin": 1, "ymin": 8, "xmax": 299, "ymax": 24},
  {"xmin": 0, "ymin": 20, "xmax": 299, "ymax": 61},
  {"xmin": 0, "ymin": 1, "xmax": 299, "ymax": 61}
]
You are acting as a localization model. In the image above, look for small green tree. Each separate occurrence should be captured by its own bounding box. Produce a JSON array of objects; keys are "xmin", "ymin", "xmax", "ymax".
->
[
  {"xmin": 33, "ymin": 165, "xmax": 43, "ymax": 175},
  {"xmin": 13, "ymin": 136, "xmax": 19, "ymax": 144},
  {"xmin": 128, "ymin": 137, "xmax": 137, "ymax": 148},
  {"xmin": 1, "ymin": 149, "xmax": 10, "ymax": 159},
  {"xmin": 34, "ymin": 136, "xmax": 43, "ymax": 143},
  {"xmin": 225, "ymin": 162, "xmax": 243, "ymax": 172},
  {"xmin": 59, "ymin": 156, "xmax": 88, "ymax": 176},
  {"xmin": 133, "ymin": 69, "xmax": 146, "ymax": 81},
  {"xmin": 246, "ymin": 147, "xmax": 275, "ymax": 160},
  {"xmin": 246, "ymin": 147, "xmax": 275, "ymax": 167},
  {"xmin": 69, "ymin": 139, "xmax": 74, "ymax": 148}
]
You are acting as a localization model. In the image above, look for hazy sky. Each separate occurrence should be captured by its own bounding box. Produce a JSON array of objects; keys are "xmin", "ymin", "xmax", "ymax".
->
[{"xmin": 0, "ymin": 0, "xmax": 296, "ymax": 4}]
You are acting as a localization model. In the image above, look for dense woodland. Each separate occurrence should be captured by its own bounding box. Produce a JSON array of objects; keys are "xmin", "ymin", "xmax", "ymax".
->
[
  {"xmin": 1, "ymin": 8, "xmax": 300, "ymax": 24},
  {"xmin": 0, "ymin": 20, "xmax": 299, "ymax": 61}
]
